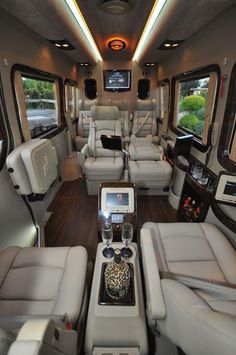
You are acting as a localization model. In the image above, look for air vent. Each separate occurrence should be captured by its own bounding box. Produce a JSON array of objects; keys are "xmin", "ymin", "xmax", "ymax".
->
[{"xmin": 97, "ymin": 0, "xmax": 135, "ymax": 15}]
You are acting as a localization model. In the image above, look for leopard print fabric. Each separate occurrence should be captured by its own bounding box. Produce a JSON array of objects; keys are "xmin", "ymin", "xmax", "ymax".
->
[{"xmin": 105, "ymin": 260, "xmax": 131, "ymax": 299}]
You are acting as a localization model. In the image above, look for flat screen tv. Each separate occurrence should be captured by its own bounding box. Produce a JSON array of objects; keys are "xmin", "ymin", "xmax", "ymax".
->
[
  {"xmin": 103, "ymin": 70, "xmax": 131, "ymax": 92},
  {"xmin": 174, "ymin": 134, "xmax": 193, "ymax": 157}
]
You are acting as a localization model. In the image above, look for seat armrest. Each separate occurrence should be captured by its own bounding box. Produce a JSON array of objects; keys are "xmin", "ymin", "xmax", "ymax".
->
[
  {"xmin": 77, "ymin": 144, "xmax": 89, "ymax": 172},
  {"xmin": 8, "ymin": 319, "xmax": 77, "ymax": 355},
  {"xmin": 140, "ymin": 228, "xmax": 166, "ymax": 320}
]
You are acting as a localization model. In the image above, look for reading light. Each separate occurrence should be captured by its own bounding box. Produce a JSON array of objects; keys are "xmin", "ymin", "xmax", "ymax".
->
[
  {"xmin": 132, "ymin": 0, "xmax": 167, "ymax": 62},
  {"xmin": 55, "ymin": 43, "xmax": 61, "ymax": 47},
  {"xmin": 65, "ymin": 0, "xmax": 102, "ymax": 62},
  {"xmin": 164, "ymin": 43, "xmax": 171, "ymax": 47}
]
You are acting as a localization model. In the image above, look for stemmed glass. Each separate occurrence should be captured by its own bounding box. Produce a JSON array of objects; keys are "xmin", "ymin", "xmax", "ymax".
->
[
  {"xmin": 121, "ymin": 222, "xmax": 133, "ymax": 258},
  {"xmin": 102, "ymin": 222, "xmax": 114, "ymax": 258}
]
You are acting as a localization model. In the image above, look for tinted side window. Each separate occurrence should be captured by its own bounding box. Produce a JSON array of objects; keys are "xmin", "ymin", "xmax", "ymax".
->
[
  {"xmin": 137, "ymin": 79, "xmax": 150, "ymax": 100},
  {"xmin": 84, "ymin": 79, "xmax": 97, "ymax": 100}
]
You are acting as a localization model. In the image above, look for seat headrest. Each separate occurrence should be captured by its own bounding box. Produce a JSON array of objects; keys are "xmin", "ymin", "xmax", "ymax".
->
[
  {"xmin": 91, "ymin": 106, "xmax": 119, "ymax": 121},
  {"xmin": 100, "ymin": 99, "xmax": 128, "ymax": 110},
  {"xmin": 136, "ymin": 99, "xmax": 156, "ymax": 111},
  {"xmin": 78, "ymin": 99, "xmax": 97, "ymax": 111}
]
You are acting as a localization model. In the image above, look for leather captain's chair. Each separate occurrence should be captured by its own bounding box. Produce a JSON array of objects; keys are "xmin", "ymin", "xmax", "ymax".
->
[
  {"xmin": 80, "ymin": 105, "xmax": 124, "ymax": 195},
  {"xmin": 140, "ymin": 222, "xmax": 236, "ymax": 355},
  {"xmin": 0, "ymin": 245, "xmax": 88, "ymax": 354}
]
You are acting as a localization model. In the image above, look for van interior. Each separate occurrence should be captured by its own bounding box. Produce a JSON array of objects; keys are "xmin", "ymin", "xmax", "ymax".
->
[{"xmin": 0, "ymin": 1, "xmax": 236, "ymax": 354}]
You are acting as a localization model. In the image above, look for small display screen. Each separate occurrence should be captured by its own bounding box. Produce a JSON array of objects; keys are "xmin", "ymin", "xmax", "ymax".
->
[
  {"xmin": 104, "ymin": 70, "xmax": 131, "ymax": 91},
  {"xmin": 106, "ymin": 193, "xmax": 129, "ymax": 207},
  {"xmin": 223, "ymin": 181, "xmax": 236, "ymax": 196}
]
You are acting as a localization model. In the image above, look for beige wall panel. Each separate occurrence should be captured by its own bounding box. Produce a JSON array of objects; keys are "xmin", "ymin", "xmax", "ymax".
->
[{"xmin": 156, "ymin": 4, "xmax": 236, "ymax": 174}]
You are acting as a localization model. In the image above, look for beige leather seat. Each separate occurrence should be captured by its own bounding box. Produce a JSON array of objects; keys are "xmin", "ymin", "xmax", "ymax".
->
[
  {"xmin": 141, "ymin": 222, "xmax": 236, "ymax": 355},
  {"xmin": 131, "ymin": 99, "xmax": 159, "ymax": 143},
  {"xmin": 74, "ymin": 99, "xmax": 97, "ymax": 151},
  {"xmin": 128, "ymin": 138, "xmax": 172, "ymax": 189},
  {"xmin": 0, "ymin": 245, "xmax": 88, "ymax": 354},
  {"xmin": 82, "ymin": 106, "xmax": 124, "ymax": 194}
]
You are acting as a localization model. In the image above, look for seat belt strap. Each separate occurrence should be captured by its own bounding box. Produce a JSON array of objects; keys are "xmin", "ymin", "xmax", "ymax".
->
[
  {"xmin": 133, "ymin": 112, "xmax": 150, "ymax": 136},
  {"xmin": 160, "ymin": 271, "xmax": 236, "ymax": 300}
]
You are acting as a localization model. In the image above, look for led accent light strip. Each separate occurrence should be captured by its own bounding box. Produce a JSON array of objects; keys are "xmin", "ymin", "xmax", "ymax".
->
[
  {"xmin": 65, "ymin": 0, "xmax": 102, "ymax": 61},
  {"xmin": 132, "ymin": 0, "xmax": 167, "ymax": 62}
]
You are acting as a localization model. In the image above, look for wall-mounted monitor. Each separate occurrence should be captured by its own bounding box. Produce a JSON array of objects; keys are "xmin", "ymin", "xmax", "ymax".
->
[
  {"xmin": 174, "ymin": 134, "xmax": 193, "ymax": 157},
  {"xmin": 215, "ymin": 172, "xmax": 236, "ymax": 206},
  {"xmin": 103, "ymin": 70, "xmax": 131, "ymax": 92}
]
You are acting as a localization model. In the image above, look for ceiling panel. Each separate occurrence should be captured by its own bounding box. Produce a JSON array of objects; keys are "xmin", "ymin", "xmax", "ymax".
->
[{"xmin": 76, "ymin": 0, "xmax": 155, "ymax": 60}]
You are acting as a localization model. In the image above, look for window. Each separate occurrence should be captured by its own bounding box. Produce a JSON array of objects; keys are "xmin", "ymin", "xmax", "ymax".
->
[
  {"xmin": 218, "ymin": 63, "xmax": 236, "ymax": 170},
  {"xmin": 13, "ymin": 66, "xmax": 61, "ymax": 140},
  {"xmin": 137, "ymin": 79, "xmax": 150, "ymax": 100},
  {"xmin": 84, "ymin": 79, "xmax": 97, "ymax": 100},
  {"xmin": 158, "ymin": 80, "xmax": 170, "ymax": 119},
  {"xmin": 157, "ymin": 79, "xmax": 170, "ymax": 134},
  {"xmin": 170, "ymin": 65, "xmax": 220, "ymax": 151},
  {"xmin": 65, "ymin": 79, "xmax": 78, "ymax": 120}
]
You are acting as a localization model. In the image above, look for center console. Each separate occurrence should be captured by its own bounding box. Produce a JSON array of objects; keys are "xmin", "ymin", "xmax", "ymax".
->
[{"xmin": 84, "ymin": 243, "xmax": 148, "ymax": 355}]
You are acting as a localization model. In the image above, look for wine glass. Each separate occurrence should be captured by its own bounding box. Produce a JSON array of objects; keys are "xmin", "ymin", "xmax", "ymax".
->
[
  {"xmin": 102, "ymin": 222, "xmax": 114, "ymax": 258},
  {"xmin": 121, "ymin": 222, "xmax": 133, "ymax": 258}
]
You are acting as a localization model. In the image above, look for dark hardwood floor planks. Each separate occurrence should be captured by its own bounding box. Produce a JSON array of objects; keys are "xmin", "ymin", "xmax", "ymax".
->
[{"xmin": 45, "ymin": 179, "xmax": 177, "ymax": 261}]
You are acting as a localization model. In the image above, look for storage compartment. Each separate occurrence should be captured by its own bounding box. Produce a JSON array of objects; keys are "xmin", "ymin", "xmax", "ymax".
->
[{"xmin": 178, "ymin": 161, "xmax": 217, "ymax": 222}]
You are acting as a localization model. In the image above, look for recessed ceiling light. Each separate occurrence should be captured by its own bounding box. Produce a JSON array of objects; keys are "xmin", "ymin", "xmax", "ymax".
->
[
  {"xmin": 97, "ymin": 0, "xmax": 136, "ymax": 15},
  {"xmin": 108, "ymin": 39, "xmax": 126, "ymax": 51},
  {"xmin": 65, "ymin": 0, "xmax": 102, "ymax": 61},
  {"xmin": 159, "ymin": 39, "xmax": 183, "ymax": 50},
  {"xmin": 132, "ymin": 0, "xmax": 167, "ymax": 62},
  {"xmin": 49, "ymin": 39, "xmax": 75, "ymax": 50}
]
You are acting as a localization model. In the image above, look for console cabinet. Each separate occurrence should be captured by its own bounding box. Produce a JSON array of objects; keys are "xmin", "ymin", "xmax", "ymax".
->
[{"xmin": 177, "ymin": 160, "xmax": 217, "ymax": 222}]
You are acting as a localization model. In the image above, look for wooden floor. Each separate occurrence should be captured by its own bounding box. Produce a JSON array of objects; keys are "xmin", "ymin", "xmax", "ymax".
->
[{"xmin": 45, "ymin": 178, "xmax": 177, "ymax": 260}]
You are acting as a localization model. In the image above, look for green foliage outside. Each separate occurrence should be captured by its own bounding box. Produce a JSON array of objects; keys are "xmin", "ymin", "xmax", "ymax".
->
[
  {"xmin": 178, "ymin": 95, "xmax": 206, "ymax": 137},
  {"xmin": 179, "ymin": 114, "xmax": 199, "ymax": 131},
  {"xmin": 22, "ymin": 78, "xmax": 55, "ymax": 110},
  {"xmin": 180, "ymin": 95, "xmax": 205, "ymax": 112}
]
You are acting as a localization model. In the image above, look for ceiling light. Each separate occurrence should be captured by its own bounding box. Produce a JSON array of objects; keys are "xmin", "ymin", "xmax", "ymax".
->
[
  {"xmin": 159, "ymin": 39, "xmax": 183, "ymax": 50},
  {"xmin": 49, "ymin": 39, "xmax": 75, "ymax": 50},
  {"xmin": 97, "ymin": 0, "xmax": 135, "ymax": 15},
  {"xmin": 108, "ymin": 38, "xmax": 126, "ymax": 51},
  {"xmin": 65, "ymin": 0, "xmax": 102, "ymax": 61},
  {"xmin": 132, "ymin": 0, "xmax": 167, "ymax": 62},
  {"xmin": 144, "ymin": 63, "xmax": 156, "ymax": 67}
]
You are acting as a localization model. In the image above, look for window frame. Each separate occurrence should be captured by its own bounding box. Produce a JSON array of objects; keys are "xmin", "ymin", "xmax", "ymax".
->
[
  {"xmin": 0, "ymin": 75, "xmax": 12, "ymax": 171},
  {"xmin": 64, "ymin": 78, "xmax": 78, "ymax": 122},
  {"xmin": 218, "ymin": 63, "xmax": 236, "ymax": 171},
  {"xmin": 11, "ymin": 64, "xmax": 64, "ymax": 141},
  {"xmin": 169, "ymin": 64, "xmax": 221, "ymax": 152}
]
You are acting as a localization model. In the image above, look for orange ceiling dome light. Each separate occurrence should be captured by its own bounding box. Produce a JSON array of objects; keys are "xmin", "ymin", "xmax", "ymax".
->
[{"xmin": 108, "ymin": 38, "xmax": 126, "ymax": 51}]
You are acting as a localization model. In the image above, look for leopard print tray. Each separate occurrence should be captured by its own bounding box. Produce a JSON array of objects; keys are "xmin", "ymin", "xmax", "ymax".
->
[{"xmin": 98, "ymin": 262, "xmax": 135, "ymax": 306}]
